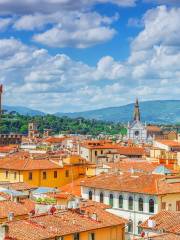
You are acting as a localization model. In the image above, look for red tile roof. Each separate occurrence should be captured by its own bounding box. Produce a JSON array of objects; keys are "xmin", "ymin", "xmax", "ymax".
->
[
  {"xmin": 0, "ymin": 156, "xmax": 62, "ymax": 171},
  {"xmin": 81, "ymin": 173, "xmax": 180, "ymax": 195},
  {"xmin": 0, "ymin": 182, "xmax": 37, "ymax": 191},
  {"xmin": 107, "ymin": 159, "xmax": 173, "ymax": 173},
  {"xmin": 7, "ymin": 203, "xmax": 127, "ymax": 240},
  {"xmin": 43, "ymin": 137, "xmax": 66, "ymax": 144},
  {"xmin": 156, "ymin": 140, "xmax": 180, "ymax": 147},
  {"xmin": 147, "ymin": 126, "xmax": 162, "ymax": 132},
  {"xmin": 141, "ymin": 211, "xmax": 180, "ymax": 235},
  {"xmin": 0, "ymin": 200, "xmax": 29, "ymax": 220},
  {"xmin": 60, "ymin": 177, "xmax": 89, "ymax": 197}
]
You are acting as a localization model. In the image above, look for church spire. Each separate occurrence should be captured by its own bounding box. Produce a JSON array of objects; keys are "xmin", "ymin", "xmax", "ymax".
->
[{"xmin": 133, "ymin": 98, "xmax": 141, "ymax": 121}]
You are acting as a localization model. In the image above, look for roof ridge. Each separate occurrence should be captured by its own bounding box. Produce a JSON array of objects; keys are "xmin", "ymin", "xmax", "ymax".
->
[{"xmin": 22, "ymin": 157, "xmax": 30, "ymax": 170}]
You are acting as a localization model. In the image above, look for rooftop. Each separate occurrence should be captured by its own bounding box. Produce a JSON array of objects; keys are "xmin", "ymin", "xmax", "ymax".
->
[
  {"xmin": 7, "ymin": 203, "xmax": 127, "ymax": 240},
  {"xmin": 141, "ymin": 211, "xmax": 180, "ymax": 235},
  {"xmin": 81, "ymin": 172, "xmax": 180, "ymax": 195}
]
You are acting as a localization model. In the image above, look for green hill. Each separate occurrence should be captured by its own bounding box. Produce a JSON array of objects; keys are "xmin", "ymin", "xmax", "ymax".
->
[{"xmin": 56, "ymin": 100, "xmax": 180, "ymax": 124}]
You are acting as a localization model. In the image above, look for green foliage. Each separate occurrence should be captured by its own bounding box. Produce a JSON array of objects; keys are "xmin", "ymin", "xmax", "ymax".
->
[
  {"xmin": 35, "ymin": 197, "xmax": 56, "ymax": 205},
  {"xmin": 0, "ymin": 113, "xmax": 126, "ymax": 136}
]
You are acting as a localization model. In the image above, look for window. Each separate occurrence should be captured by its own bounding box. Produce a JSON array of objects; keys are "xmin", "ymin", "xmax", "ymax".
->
[
  {"xmin": 138, "ymin": 198, "xmax": 143, "ymax": 212},
  {"xmin": 43, "ymin": 171, "xmax": 47, "ymax": 180},
  {"xmin": 14, "ymin": 172, "xmax": 17, "ymax": 180},
  {"xmin": 128, "ymin": 219, "xmax": 133, "ymax": 233},
  {"xmin": 109, "ymin": 194, "xmax": 114, "ymax": 207},
  {"xmin": 119, "ymin": 195, "xmax": 123, "ymax": 208},
  {"xmin": 135, "ymin": 131, "xmax": 139, "ymax": 136},
  {"xmin": 29, "ymin": 172, "xmax": 33, "ymax": 180},
  {"xmin": 161, "ymin": 202, "xmax": 166, "ymax": 210},
  {"xmin": 65, "ymin": 170, "xmax": 69, "ymax": 177},
  {"xmin": 100, "ymin": 192, "xmax": 104, "ymax": 203},
  {"xmin": 95, "ymin": 151, "xmax": 97, "ymax": 156},
  {"xmin": 128, "ymin": 196, "xmax": 133, "ymax": 210},
  {"xmin": 89, "ymin": 233, "xmax": 95, "ymax": 240},
  {"xmin": 88, "ymin": 190, "xmax": 93, "ymax": 200},
  {"xmin": 73, "ymin": 233, "xmax": 80, "ymax": 240},
  {"xmin": 54, "ymin": 171, "xmax": 57, "ymax": 178},
  {"xmin": 101, "ymin": 150, "xmax": 103, "ymax": 154},
  {"xmin": 176, "ymin": 201, "xmax": 180, "ymax": 211},
  {"xmin": 149, "ymin": 199, "xmax": 154, "ymax": 213},
  {"xmin": 138, "ymin": 221, "xmax": 143, "ymax": 234},
  {"xmin": 5, "ymin": 171, "xmax": 8, "ymax": 179},
  {"xmin": 168, "ymin": 203, "xmax": 172, "ymax": 211}
]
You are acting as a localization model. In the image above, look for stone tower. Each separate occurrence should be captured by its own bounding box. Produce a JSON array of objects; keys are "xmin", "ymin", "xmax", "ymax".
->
[
  {"xmin": 28, "ymin": 122, "xmax": 38, "ymax": 138},
  {"xmin": 133, "ymin": 98, "xmax": 141, "ymax": 122},
  {"xmin": 127, "ymin": 98, "xmax": 147, "ymax": 143}
]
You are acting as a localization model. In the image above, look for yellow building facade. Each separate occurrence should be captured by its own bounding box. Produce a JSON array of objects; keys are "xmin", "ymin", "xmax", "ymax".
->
[
  {"xmin": 0, "ymin": 155, "xmax": 86, "ymax": 188},
  {"xmin": 61, "ymin": 226, "xmax": 125, "ymax": 240}
]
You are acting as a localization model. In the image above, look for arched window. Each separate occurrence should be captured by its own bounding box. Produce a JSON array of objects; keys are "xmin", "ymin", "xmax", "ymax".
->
[
  {"xmin": 128, "ymin": 219, "xmax": 133, "ymax": 233},
  {"xmin": 88, "ymin": 190, "xmax": 93, "ymax": 200},
  {"xmin": 119, "ymin": 195, "xmax": 123, "ymax": 208},
  {"xmin": 138, "ymin": 221, "xmax": 143, "ymax": 234},
  {"xmin": 109, "ymin": 194, "xmax": 114, "ymax": 207},
  {"xmin": 128, "ymin": 196, "xmax": 133, "ymax": 210},
  {"xmin": 149, "ymin": 199, "xmax": 154, "ymax": 213},
  {"xmin": 100, "ymin": 192, "xmax": 104, "ymax": 203},
  {"xmin": 138, "ymin": 198, "xmax": 143, "ymax": 211}
]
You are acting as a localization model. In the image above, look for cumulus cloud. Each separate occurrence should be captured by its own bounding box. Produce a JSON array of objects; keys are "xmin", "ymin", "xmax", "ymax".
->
[
  {"xmin": 0, "ymin": 0, "xmax": 136, "ymax": 15},
  {"xmin": 0, "ymin": 18, "xmax": 13, "ymax": 31},
  {"xmin": 144, "ymin": 0, "xmax": 180, "ymax": 6},
  {"xmin": 1, "ymin": 5, "xmax": 180, "ymax": 112},
  {"xmin": 32, "ymin": 12, "xmax": 118, "ymax": 48},
  {"xmin": 0, "ymin": 38, "xmax": 131, "ymax": 112},
  {"xmin": 132, "ymin": 6, "xmax": 180, "ymax": 50}
]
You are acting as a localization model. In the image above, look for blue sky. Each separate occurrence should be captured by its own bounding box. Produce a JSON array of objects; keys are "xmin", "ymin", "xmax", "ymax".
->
[{"xmin": 0, "ymin": 0, "xmax": 180, "ymax": 113}]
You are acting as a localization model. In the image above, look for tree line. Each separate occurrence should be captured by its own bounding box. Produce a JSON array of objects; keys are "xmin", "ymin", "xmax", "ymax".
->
[{"xmin": 0, "ymin": 112, "xmax": 127, "ymax": 136}]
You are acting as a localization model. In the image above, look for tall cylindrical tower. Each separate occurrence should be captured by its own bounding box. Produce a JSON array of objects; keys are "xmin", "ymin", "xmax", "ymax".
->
[{"xmin": 0, "ymin": 84, "xmax": 3, "ymax": 119}]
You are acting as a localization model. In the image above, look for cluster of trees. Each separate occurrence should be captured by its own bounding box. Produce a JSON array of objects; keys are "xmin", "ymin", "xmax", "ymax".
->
[{"xmin": 0, "ymin": 113, "xmax": 127, "ymax": 136}]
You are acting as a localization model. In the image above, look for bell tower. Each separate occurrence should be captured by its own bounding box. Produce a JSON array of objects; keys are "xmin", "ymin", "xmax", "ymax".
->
[
  {"xmin": 133, "ymin": 98, "xmax": 141, "ymax": 122},
  {"xmin": 0, "ymin": 84, "xmax": 3, "ymax": 121}
]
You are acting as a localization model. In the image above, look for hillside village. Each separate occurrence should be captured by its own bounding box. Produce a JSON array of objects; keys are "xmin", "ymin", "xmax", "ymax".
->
[{"xmin": 0, "ymin": 85, "xmax": 179, "ymax": 240}]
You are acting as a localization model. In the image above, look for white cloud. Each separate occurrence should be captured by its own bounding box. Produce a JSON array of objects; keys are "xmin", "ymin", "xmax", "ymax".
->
[
  {"xmin": 0, "ymin": 17, "xmax": 12, "ymax": 31},
  {"xmin": 0, "ymin": 0, "xmax": 136, "ymax": 15},
  {"xmin": 1, "ymin": 5, "xmax": 180, "ymax": 113},
  {"xmin": 29, "ymin": 12, "xmax": 118, "ymax": 48},
  {"xmin": 0, "ymin": 38, "xmax": 130, "ymax": 112},
  {"xmin": 132, "ymin": 6, "xmax": 180, "ymax": 50},
  {"xmin": 144, "ymin": 0, "xmax": 180, "ymax": 6}
]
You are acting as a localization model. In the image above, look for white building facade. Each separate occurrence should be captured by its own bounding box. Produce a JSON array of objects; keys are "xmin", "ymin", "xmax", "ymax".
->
[
  {"xmin": 81, "ymin": 186, "xmax": 158, "ymax": 239},
  {"xmin": 127, "ymin": 99, "xmax": 148, "ymax": 143}
]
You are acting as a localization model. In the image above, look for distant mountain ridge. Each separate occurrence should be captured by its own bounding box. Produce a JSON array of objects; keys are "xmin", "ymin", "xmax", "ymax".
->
[
  {"xmin": 3, "ymin": 105, "xmax": 45, "ymax": 116},
  {"xmin": 3, "ymin": 100, "xmax": 180, "ymax": 123},
  {"xmin": 56, "ymin": 100, "xmax": 180, "ymax": 124}
]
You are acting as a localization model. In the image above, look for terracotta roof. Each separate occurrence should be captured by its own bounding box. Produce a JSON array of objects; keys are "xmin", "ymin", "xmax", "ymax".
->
[
  {"xmin": 0, "ymin": 156, "xmax": 62, "ymax": 171},
  {"xmin": 0, "ymin": 146, "xmax": 18, "ymax": 153},
  {"xmin": 0, "ymin": 200, "xmax": 29, "ymax": 219},
  {"xmin": 81, "ymin": 173, "xmax": 180, "ymax": 195},
  {"xmin": 137, "ymin": 233, "xmax": 180, "ymax": 240},
  {"xmin": 60, "ymin": 177, "xmax": 89, "ymax": 197},
  {"xmin": 7, "ymin": 204, "xmax": 127, "ymax": 240},
  {"xmin": 155, "ymin": 140, "xmax": 180, "ymax": 147},
  {"xmin": 107, "ymin": 160, "xmax": 173, "ymax": 173},
  {"xmin": 117, "ymin": 146, "xmax": 146, "ymax": 156},
  {"xmin": 141, "ymin": 211, "xmax": 180, "ymax": 235},
  {"xmin": 147, "ymin": 126, "xmax": 162, "ymax": 132},
  {"xmin": 0, "ymin": 182, "xmax": 37, "ymax": 191},
  {"xmin": 43, "ymin": 137, "xmax": 66, "ymax": 144},
  {"xmin": 81, "ymin": 142, "xmax": 146, "ymax": 156}
]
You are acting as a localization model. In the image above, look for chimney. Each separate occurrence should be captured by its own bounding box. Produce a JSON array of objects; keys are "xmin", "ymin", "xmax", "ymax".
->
[{"xmin": 0, "ymin": 223, "xmax": 9, "ymax": 239}]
